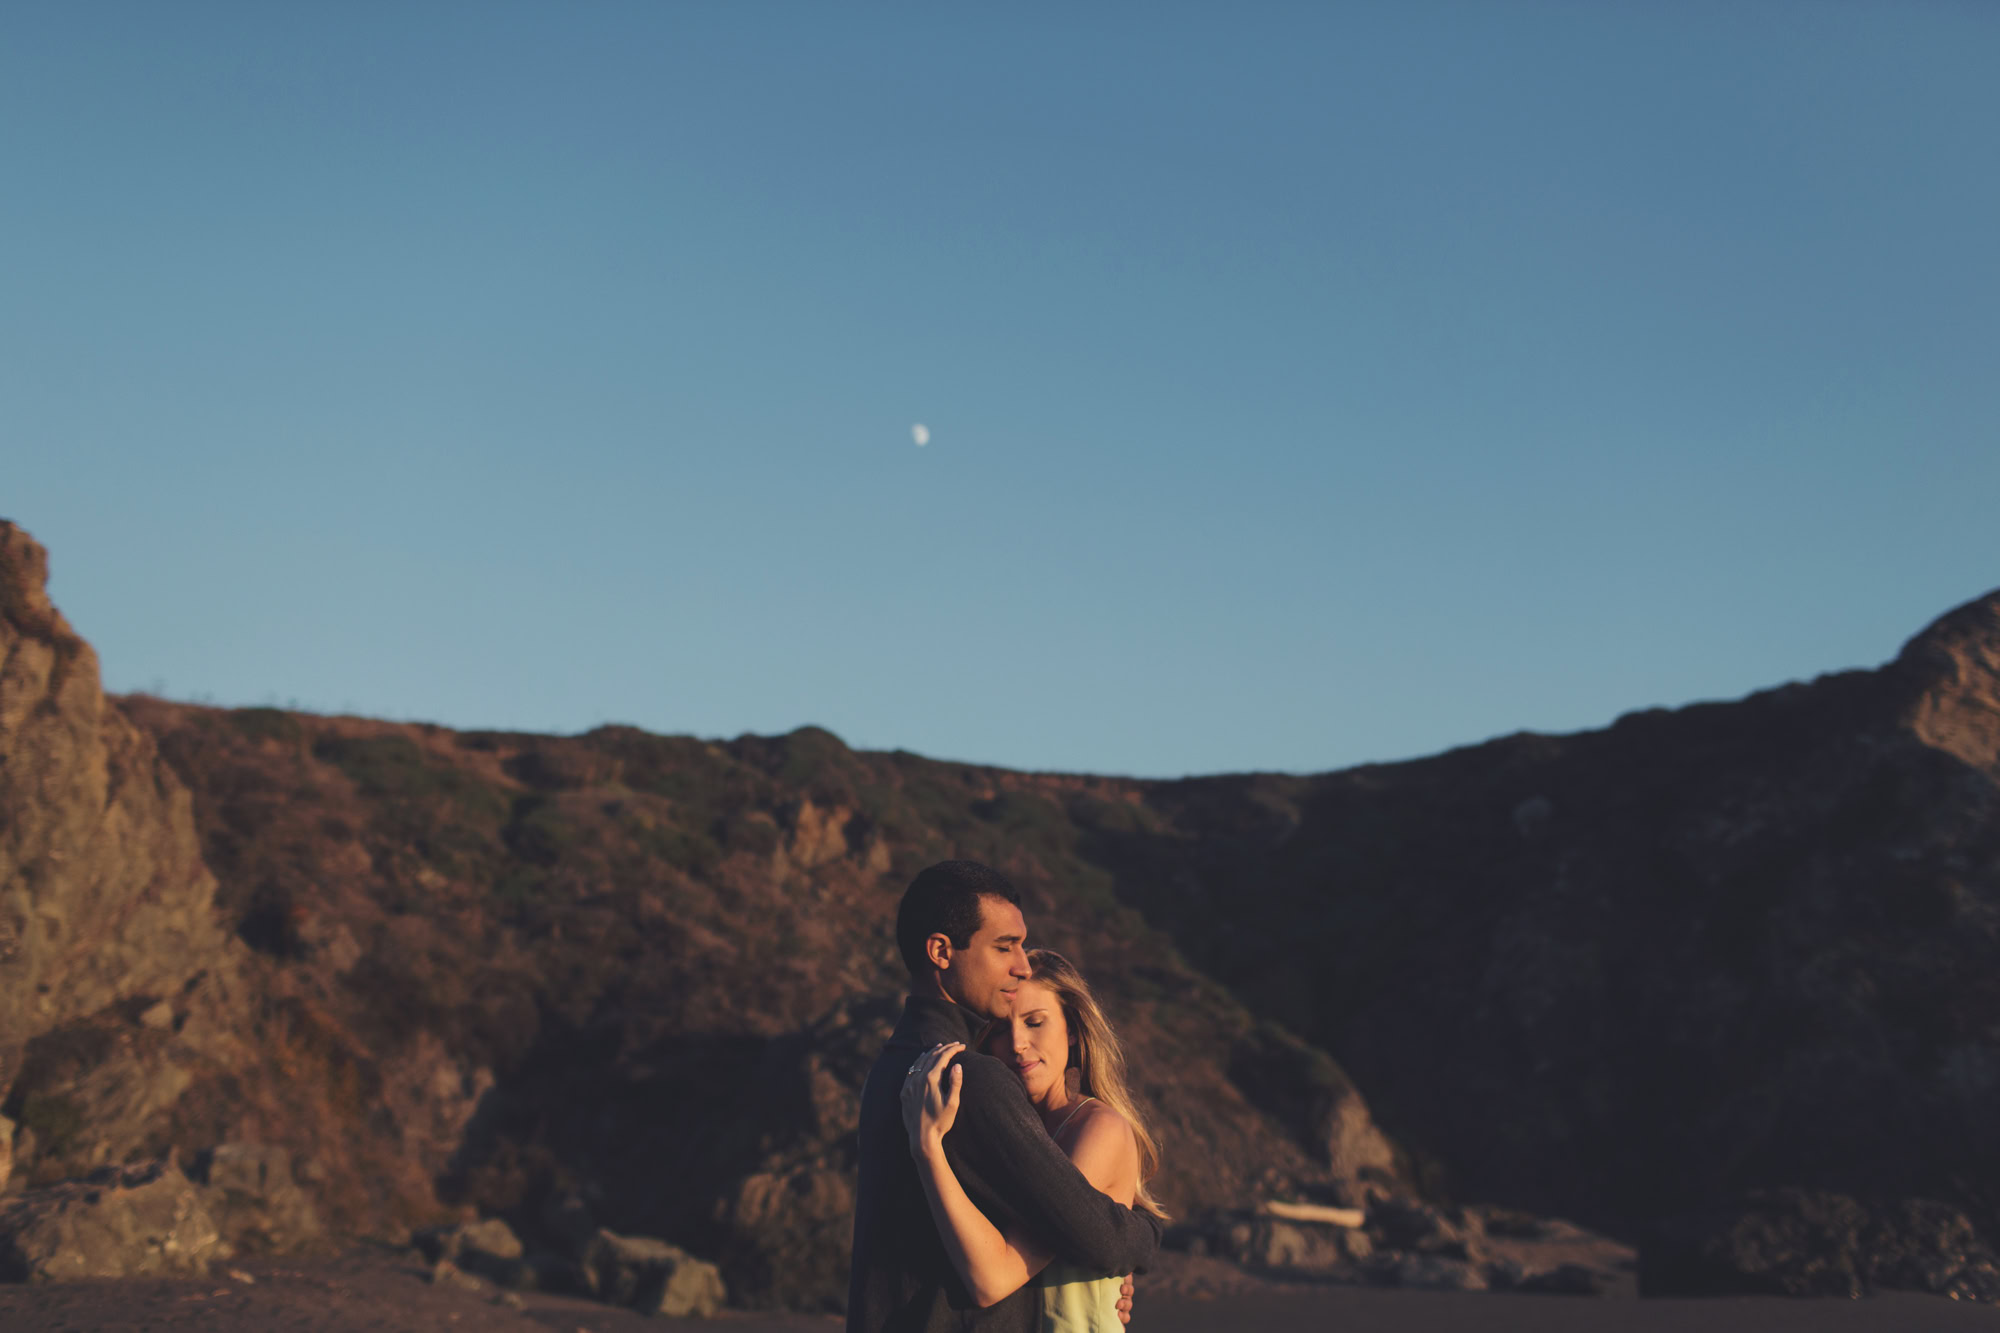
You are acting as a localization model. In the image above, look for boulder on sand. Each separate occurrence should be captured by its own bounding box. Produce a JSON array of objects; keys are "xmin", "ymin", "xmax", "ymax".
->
[
  {"xmin": 1200, "ymin": 1210, "xmax": 1372, "ymax": 1274},
  {"xmin": 1367, "ymin": 1196, "xmax": 1485, "ymax": 1261},
  {"xmin": 0, "ymin": 1157, "xmax": 221, "ymax": 1281},
  {"xmin": 1641, "ymin": 1189, "xmax": 2000, "ymax": 1303},
  {"xmin": 415, "ymin": 1215, "xmax": 527, "ymax": 1288},
  {"xmin": 582, "ymin": 1228, "xmax": 726, "ymax": 1317}
]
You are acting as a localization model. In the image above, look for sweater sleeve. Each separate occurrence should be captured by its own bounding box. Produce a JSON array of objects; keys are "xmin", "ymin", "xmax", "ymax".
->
[{"xmin": 942, "ymin": 1052, "xmax": 1162, "ymax": 1277}]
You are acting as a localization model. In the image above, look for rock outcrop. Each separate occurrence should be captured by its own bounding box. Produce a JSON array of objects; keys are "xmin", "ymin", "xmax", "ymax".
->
[
  {"xmin": 1169, "ymin": 1198, "xmax": 1620, "ymax": 1295},
  {"xmin": 1641, "ymin": 1189, "xmax": 2000, "ymax": 1302},
  {"xmin": 0, "ymin": 1157, "xmax": 221, "ymax": 1281},
  {"xmin": 416, "ymin": 1215, "xmax": 528, "ymax": 1287},
  {"xmin": 1088, "ymin": 588, "xmax": 2000, "ymax": 1257},
  {"xmin": 117, "ymin": 694, "xmax": 1414, "ymax": 1310},
  {"xmin": 0, "ymin": 521, "xmax": 232, "ymax": 1172},
  {"xmin": 580, "ymin": 1229, "xmax": 727, "ymax": 1318},
  {"xmin": 11, "ymin": 512, "xmax": 1999, "ymax": 1310}
]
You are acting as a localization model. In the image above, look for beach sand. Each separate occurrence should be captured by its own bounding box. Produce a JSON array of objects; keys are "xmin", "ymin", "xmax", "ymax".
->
[
  {"xmin": 1, "ymin": 1248, "xmax": 1995, "ymax": 1332},
  {"xmin": 1134, "ymin": 1286, "xmax": 2000, "ymax": 1333}
]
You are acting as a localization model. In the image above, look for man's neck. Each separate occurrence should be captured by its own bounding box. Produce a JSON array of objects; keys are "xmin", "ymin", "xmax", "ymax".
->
[
  {"xmin": 924, "ymin": 970, "xmax": 994, "ymax": 1020},
  {"xmin": 910, "ymin": 980, "xmax": 999, "ymax": 1039}
]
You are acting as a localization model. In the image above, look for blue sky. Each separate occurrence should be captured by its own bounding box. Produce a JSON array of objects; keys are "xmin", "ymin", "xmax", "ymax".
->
[{"xmin": 4, "ymin": 2, "xmax": 1996, "ymax": 777}]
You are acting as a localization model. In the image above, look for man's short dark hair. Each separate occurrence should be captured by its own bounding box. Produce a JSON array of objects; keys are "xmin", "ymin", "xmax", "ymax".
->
[{"xmin": 896, "ymin": 860, "xmax": 1021, "ymax": 978}]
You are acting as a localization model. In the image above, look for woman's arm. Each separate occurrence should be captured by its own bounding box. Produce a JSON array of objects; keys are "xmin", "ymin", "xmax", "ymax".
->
[{"xmin": 902, "ymin": 1043, "xmax": 1054, "ymax": 1307}]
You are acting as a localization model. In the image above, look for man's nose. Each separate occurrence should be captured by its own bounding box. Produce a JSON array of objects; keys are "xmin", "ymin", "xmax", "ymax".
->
[{"xmin": 1010, "ymin": 954, "xmax": 1031, "ymax": 979}]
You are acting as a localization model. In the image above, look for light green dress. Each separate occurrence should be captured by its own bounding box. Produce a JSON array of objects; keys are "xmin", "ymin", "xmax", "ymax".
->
[
  {"xmin": 1035, "ymin": 1098, "xmax": 1126, "ymax": 1333},
  {"xmin": 1036, "ymin": 1264, "xmax": 1124, "ymax": 1332}
]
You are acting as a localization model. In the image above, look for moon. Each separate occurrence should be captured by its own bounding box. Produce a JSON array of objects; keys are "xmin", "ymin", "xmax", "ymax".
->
[{"xmin": 911, "ymin": 423, "xmax": 930, "ymax": 446}]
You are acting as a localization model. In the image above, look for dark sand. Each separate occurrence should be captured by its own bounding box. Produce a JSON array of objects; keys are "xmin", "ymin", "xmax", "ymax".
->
[
  {"xmin": 1, "ymin": 1249, "xmax": 1996, "ymax": 1332},
  {"xmin": 1133, "ymin": 1287, "xmax": 2000, "ymax": 1332}
]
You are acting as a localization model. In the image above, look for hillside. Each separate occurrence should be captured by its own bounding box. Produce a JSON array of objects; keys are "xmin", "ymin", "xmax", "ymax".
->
[
  {"xmin": 103, "ymin": 700, "xmax": 1400, "ymax": 1306},
  {"xmin": 7, "ymin": 513, "xmax": 2000, "ymax": 1308},
  {"xmin": 1086, "ymin": 590, "xmax": 2000, "ymax": 1235},
  {"xmin": 2, "ymin": 520, "xmax": 1405, "ymax": 1310}
]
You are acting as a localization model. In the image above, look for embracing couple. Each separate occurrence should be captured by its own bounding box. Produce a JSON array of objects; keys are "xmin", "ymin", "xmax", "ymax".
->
[{"xmin": 847, "ymin": 860, "xmax": 1166, "ymax": 1333}]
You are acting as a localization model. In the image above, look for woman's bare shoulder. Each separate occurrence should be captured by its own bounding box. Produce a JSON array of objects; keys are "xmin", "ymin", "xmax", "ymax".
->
[
  {"xmin": 1072, "ymin": 1098, "xmax": 1132, "ymax": 1139},
  {"xmin": 1065, "ymin": 1100, "xmax": 1140, "ymax": 1195}
]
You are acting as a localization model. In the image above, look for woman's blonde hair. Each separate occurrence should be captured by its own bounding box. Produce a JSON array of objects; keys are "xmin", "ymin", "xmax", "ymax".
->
[{"xmin": 983, "ymin": 948, "xmax": 1169, "ymax": 1219}]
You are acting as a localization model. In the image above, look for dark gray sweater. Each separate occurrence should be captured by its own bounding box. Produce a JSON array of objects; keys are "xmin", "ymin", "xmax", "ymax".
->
[{"xmin": 845, "ymin": 995, "xmax": 1161, "ymax": 1333}]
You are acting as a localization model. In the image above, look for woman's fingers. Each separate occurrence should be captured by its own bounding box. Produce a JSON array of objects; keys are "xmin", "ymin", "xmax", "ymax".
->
[
  {"xmin": 910, "ymin": 1044, "xmax": 965, "ymax": 1113},
  {"xmin": 906, "ymin": 1040, "xmax": 967, "ymax": 1093},
  {"xmin": 900, "ymin": 1043, "xmax": 966, "ymax": 1147},
  {"xmin": 925, "ymin": 1045, "xmax": 956, "ymax": 1099},
  {"xmin": 926, "ymin": 1057, "xmax": 962, "ymax": 1136}
]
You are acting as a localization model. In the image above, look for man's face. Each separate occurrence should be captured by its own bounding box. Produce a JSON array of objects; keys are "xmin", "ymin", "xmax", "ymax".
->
[{"xmin": 936, "ymin": 895, "xmax": 1031, "ymax": 1021}]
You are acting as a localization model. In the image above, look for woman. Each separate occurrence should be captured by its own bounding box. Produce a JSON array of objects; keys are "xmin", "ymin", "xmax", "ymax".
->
[{"xmin": 901, "ymin": 949, "xmax": 1168, "ymax": 1331}]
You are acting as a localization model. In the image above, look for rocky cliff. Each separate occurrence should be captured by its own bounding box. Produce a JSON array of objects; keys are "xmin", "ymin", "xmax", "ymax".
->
[
  {"xmin": 1083, "ymin": 589, "xmax": 2000, "ymax": 1242},
  {"xmin": 1, "ymin": 522, "xmax": 1414, "ymax": 1312},
  {"xmin": 0, "ymin": 521, "xmax": 236, "ymax": 1185},
  {"xmin": 7, "ymin": 514, "xmax": 1998, "ymax": 1308},
  {"xmin": 105, "ymin": 704, "xmax": 1402, "ymax": 1308}
]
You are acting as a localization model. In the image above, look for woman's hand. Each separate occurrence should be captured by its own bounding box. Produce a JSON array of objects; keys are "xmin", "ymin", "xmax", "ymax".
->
[{"xmin": 901, "ymin": 1041, "xmax": 965, "ymax": 1161}]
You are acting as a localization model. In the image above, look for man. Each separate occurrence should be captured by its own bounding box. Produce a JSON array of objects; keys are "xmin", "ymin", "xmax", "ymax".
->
[{"xmin": 848, "ymin": 861, "xmax": 1157, "ymax": 1332}]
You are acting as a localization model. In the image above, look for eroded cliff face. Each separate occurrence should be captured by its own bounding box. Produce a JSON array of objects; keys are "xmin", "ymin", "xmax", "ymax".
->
[
  {"xmin": 1894, "ymin": 591, "xmax": 2000, "ymax": 775},
  {"xmin": 12, "ymin": 510, "xmax": 1997, "ymax": 1308},
  {"xmin": 0, "ymin": 522, "xmax": 235, "ymax": 1181},
  {"xmin": 0, "ymin": 528, "xmax": 467, "ymax": 1237},
  {"xmin": 1098, "ymin": 589, "xmax": 2000, "ymax": 1237},
  {"xmin": 0, "ymin": 529, "xmax": 1414, "ymax": 1311},
  {"xmin": 0, "ymin": 524, "xmax": 225, "ymax": 1048},
  {"xmin": 118, "ymin": 704, "xmax": 1400, "ymax": 1309}
]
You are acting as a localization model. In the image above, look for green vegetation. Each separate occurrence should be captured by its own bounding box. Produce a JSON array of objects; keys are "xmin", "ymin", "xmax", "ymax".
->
[
  {"xmin": 506, "ymin": 797, "xmax": 582, "ymax": 866},
  {"xmin": 637, "ymin": 822, "xmax": 722, "ymax": 874},
  {"xmin": 774, "ymin": 726, "xmax": 849, "ymax": 787},
  {"xmin": 314, "ymin": 735, "xmax": 506, "ymax": 819},
  {"xmin": 314, "ymin": 734, "xmax": 510, "ymax": 876},
  {"xmin": 1064, "ymin": 790, "xmax": 1160, "ymax": 836},
  {"xmin": 717, "ymin": 812, "xmax": 782, "ymax": 857},
  {"xmin": 229, "ymin": 706, "xmax": 304, "ymax": 745}
]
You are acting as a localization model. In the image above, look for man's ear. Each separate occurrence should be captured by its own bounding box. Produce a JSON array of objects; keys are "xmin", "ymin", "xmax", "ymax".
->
[{"xmin": 925, "ymin": 932, "xmax": 953, "ymax": 971}]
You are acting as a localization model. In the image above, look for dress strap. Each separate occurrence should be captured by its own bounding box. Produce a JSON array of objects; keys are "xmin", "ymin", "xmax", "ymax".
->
[{"xmin": 1047, "ymin": 1096, "xmax": 1096, "ymax": 1144}]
